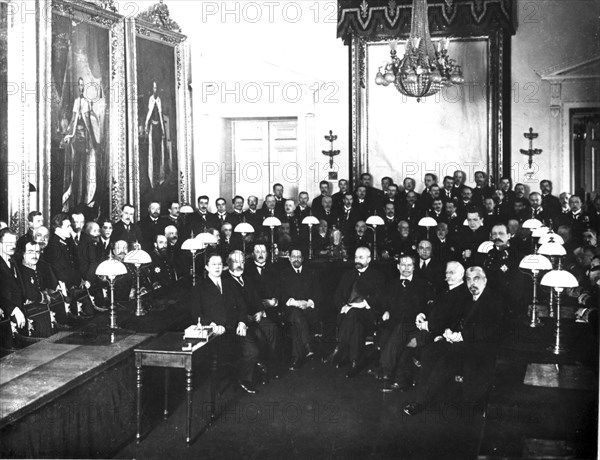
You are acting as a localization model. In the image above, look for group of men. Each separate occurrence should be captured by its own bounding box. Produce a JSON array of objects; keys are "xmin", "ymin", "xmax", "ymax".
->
[{"xmin": 1, "ymin": 171, "xmax": 599, "ymax": 413}]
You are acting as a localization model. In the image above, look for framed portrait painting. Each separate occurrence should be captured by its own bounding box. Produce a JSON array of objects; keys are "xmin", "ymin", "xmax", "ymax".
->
[
  {"xmin": 45, "ymin": 0, "xmax": 126, "ymax": 222},
  {"xmin": 125, "ymin": 9, "xmax": 191, "ymax": 220}
]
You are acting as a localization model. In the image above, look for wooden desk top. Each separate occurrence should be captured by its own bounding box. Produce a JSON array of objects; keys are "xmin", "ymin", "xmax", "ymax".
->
[
  {"xmin": 135, "ymin": 331, "xmax": 216, "ymax": 356},
  {"xmin": 0, "ymin": 329, "xmax": 154, "ymax": 428}
]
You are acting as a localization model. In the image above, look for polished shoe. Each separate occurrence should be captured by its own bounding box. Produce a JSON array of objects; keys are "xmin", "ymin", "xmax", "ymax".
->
[
  {"xmin": 93, "ymin": 304, "xmax": 109, "ymax": 312},
  {"xmin": 323, "ymin": 346, "xmax": 341, "ymax": 365},
  {"xmin": 305, "ymin": 344, "xmax": 315, "ymax": 360},
  {"xmin": 345, "ymin": 360, "xmax": 361, "ymax": 379},
  {"xmin": 403, "ymin": 402, "xmax": 425, "ymax": 416},
  {"xmin": 238, "ymin": 381, "xmax": 258, "ymax": 394},
  {"xmin": 289, "ymin": 357, "xmax": 304, "ymax": 371}
]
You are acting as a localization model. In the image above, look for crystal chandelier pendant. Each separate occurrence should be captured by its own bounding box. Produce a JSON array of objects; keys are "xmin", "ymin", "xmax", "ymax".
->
[{"xmin": 375, "ymin": 0, "xmax": 463, "ymax": 101}]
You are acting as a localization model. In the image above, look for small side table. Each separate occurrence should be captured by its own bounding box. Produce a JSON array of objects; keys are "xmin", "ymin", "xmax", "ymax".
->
[{"xmin": 134, "ymin": 331, "xmax": 217, "ymax": 445}]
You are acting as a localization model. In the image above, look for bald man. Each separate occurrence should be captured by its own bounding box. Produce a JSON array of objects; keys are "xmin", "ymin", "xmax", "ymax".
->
[{"xmin": 403, "ymin": 266, "xmax": 503, "ymax": 415}]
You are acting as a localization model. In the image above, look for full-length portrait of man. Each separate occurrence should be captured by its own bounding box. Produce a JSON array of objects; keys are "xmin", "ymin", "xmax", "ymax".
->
[
  {"xmin": 144, "ymin": 81, "xmax": 169, "ymax": 188},
  {"xmin": 61, "ymin": 77, "xmax": 102, "ymax": 212}
]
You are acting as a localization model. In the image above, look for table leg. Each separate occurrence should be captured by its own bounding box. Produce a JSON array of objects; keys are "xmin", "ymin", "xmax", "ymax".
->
[
  {"xmin": 136, "ymin": 365, "xmax": 142, "ymax": 444},
  {"xmin": 164, "ymin": 368, "xmax": 169, "ymax": 420},
  {"xmin": 186, "ymin": 369, "xmax": 193, "ymax": 445},
  {"xmin": 210, "ymin": 353, "xmax": 218, "ymax": 422}
]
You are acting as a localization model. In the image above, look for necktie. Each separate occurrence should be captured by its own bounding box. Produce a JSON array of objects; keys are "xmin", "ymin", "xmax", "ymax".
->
[
  {"xmin": 216, "ymin": 279, "xmax": 222, "ymax": 294},
  {"xmin": 236, "ymin": 276, "xmax": 244, "ymax": 287},
  {"xmin": 296, "ymin": 269, "xmax": 301, "ymax": 275},
  {"xmin": 345, "ymin": 210, "xmax": 350, "ymax": 220},
  {"xmin": 74, "ymin": 235, "xmax": 79, "ymax": 244},
  {"xmin": 257, "ymin": 265, "xmax": 263, "ymax": 275},
  {"xmin": 421, "ymin": 261, "xmax": 425, "ymax": 269}
]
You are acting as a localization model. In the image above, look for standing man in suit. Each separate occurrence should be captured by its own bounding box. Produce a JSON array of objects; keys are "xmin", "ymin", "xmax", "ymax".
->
[
  {"xmin": 165, "ymin": 201, "xmax": 182, "ymax": 234},
  {"xmin": 334, "ymin": 193, "xmax": 359, "ymax": 238},
  {"xmin": 540, "ymin": 180, "xmax": 561, "ymax": 216},
  {"xmin": 215, "ymin": 198, "xmax": 229, "ymax": 227},
  {"xmin": 139, "ymin": 202, "xmax": 167, "ymax": 252},
  {"xmin": 227, "ymin": 196, "xmax": 246, "ymax": 229},
  {"xmin": 111, "ymin": 204, "xmax": 143, "ymax": 248},
  {"xmin": 99, "ymin": 220, "xmax": 112, "ymax": 257},
  {"xmin": 279, "ymin": 247, "xmax": 320, "ymax": 370},
  {"xmin": 471, "ymin": 171, "xmax": 493, "ymax": 206},
  {"xmin": 190, "ymin": 195, "xmax": 219, "ymax": 236},
  {"xmin": 260, "ymin": 194, "xmax": 283, "ymax": 221},
  {"xmin": 326, "ymin": 247, "xmax": 385, "ymax": 378},
  {"xmin": 403, "ymin": 266, "xmax": 503, "ymax": 415},
  {"xmin": 190, "ymin": 253, "xmax": 259, "ymax": 394},
  {"xmin": 16, "ymin": 211, "xmax": 44, "ymax": 253},
  {"xmin": 332, "ymin": 179, "xmax": 349, "ymax": 213},
  {"xmin": 272, "ymin": 183, "xmax": 287, "ymax": 216},
  {"xmin": 244, "ymin": 196, "xmax": 262, "ymax": 232},
  {"xmin": 311, "ymin": 180, "xmax": 330, "ymax": 217},
  {"xmin": 454, "ymin": 208, "xmax": 488, "ymax": 268},
  {"xmin": 414, "ymin": 239, "xmax": 446, "ymax": 293}
]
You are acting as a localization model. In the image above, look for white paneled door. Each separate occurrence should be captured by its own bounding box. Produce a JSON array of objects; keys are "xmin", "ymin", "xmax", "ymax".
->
[{"xmin": 232, "ymin": 119, "xmax": 298, "ymax": 205}]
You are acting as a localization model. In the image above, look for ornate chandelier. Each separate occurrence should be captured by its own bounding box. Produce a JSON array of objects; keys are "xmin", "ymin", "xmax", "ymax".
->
[{"xmin": 374, "ymin": 0, "xmax": 464, "ymax": 101}]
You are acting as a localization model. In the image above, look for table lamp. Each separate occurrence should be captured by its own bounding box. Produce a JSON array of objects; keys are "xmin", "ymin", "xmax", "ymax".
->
[
  {"xmin": 234, "ymin": 222, "xmax": 254, "ymax": 255},
  {"xmin": 263, "ymin": 217, "xmax": 282, "ymax": 263},
  {"xmin": 538, "ymin": 242, "xmax": 566, "ymax": 317},
  {"xmin": 124, "ymin": 249, "xmax": 152, "ymax": 317},
  {"xmin": 519, "ymin": 254, "xmax": 552, "ymax": 327},
  {"xmin": 522, "ymin": 218, "xmax": 543, "ymax": 230},
  {"xmin": 365, "ymin": 215, "xmax": 385, "ymax": 261},
  {"xmin": 531, "ymin": 226, "xmax": 550, "ymax": 253},
  {"xmin": 541, "ymin": 269, "xmax": 578, "ymax": 354},
  {"xmin": 477, "ymin": 241, "xmax": 495, "ymax": 254},
  {"xmin": 96, "ymin": 256, "xmax": 128, "ymax": 329},
  {"xmin": 302, "ymin": 216, "xmax": 320, "ymax": 260},
  {"xmin": 538, "ymin": 233, "xmax": 565, "ymax": 246},
  {"xmin": 417, "ymin": 216, "xmax": 438, "ymax": 240},
  {"xmin": 181, "ymin": 237, "xmax": 205, "ymax": 286}
]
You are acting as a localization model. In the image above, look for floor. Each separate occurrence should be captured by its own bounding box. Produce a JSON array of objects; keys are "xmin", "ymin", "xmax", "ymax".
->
[{"xmin": 115, "ymin": 317, "xmax": 598, "ymax": 460}]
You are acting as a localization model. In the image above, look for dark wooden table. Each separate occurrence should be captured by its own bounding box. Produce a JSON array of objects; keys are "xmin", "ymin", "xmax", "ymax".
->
[{"xmin": 134, "ymin": 331, "xmax": 218, "ymax": 445}]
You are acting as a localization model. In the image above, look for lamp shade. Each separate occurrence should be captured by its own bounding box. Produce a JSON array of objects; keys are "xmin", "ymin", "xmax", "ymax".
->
[
  {"xmin": 181, "ymin": 238, "xmax": 205, "ymax": 251},
  {"xmin": 366, "ymin": 215, "xmax": 385, "ymax": 226},
  {"xmin": 522, "ymin": 218, "xmax": 543, "ymax": 229},
  {"xmin": 302, "ymin": 216, "xmax": 320, "ymax": 226},
  {"xmin": 519, "ymin": 254, "xmax": 552, "ymax": 271},
  {"xmin": 179, "ymin": 205, "xmax": 194, "ymax": 214},
  {"xmin": 123, "ymin": 249, "xmax": 152, "ymax": 265},
  {"xmin": 540, "ymin": 269, "xmax": 579, "ymax": 288},
  {"xmin": 195, "ymin": 232, "xmax": 219, "ymax": 245},
  {"xmin": 96, "ymin": 258, "xmax": 127, "ymax": 278},
  {"xmin": 418, "ymin": 216, "xmax": 438, "ymax": 228},
  {"xmin": 263, "ymin": 217, "xmax": 282, "ymax": 227},
  {"xmin": 477, "ymin": 241, "xmax": 495, "ymax": 253},
  {"xmin": 538, "ymin": 242, "xmax": 566, "ymax": 256},
  {"xmin": 538, "ymin": 233, "xmax": 565, "ymax": 246},
  {"xmin": 531, "ymin": 226, "xmax": 550, "ymax": 238},
  {"xmin": 234, "ymin": 222, "xmax": 254, "ymax": 234}
]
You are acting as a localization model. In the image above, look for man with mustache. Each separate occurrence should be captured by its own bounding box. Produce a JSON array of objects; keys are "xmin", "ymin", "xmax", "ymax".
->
[
  {"xmin": 403, "ymin": 266, "xmax": 503, "ymax": 415},
  {"xmin": 326, "ymin": 247, "xmax": 385, "ymax": 378},
  {"xmin": 78, "ymin": 221, "xmax": 108, "ymax": 311},
  {"xmin": 224, "ymin": 250, "xmax": 280, "ymax": 381},
  {"xmin": 149, "ymin": 234, "xmax": 178, "ymax": 290},
  {"xmin": 483, "ymin": 223, "xmax": 525, "ymax": 316}
]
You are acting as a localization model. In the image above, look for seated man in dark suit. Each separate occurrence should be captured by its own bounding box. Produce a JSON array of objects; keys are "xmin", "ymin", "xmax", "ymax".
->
[
  {"xmin": 380, "ymin": 261, "xmax": 470, "ymax": 392},
  {"xmin": 326, "ymin": 247, "xmax": 385, "ymax": 378},
  {"xmin": 0, "ymin": 229, "xmax": 27, "ymax": 347},
  {"xmin": 190, "ymin": 253, "xmax": 259, "ymax": 394},
  {"xmin": 244, "ymin": 243, "xmax": 281, "ymax": 323},
  {"xmin": 279, "ymin": 247, "xmax": 321, "ymax": 370},
  {"xmin": 78, "ymin": 221, "xmax": 108, "ymax": 310},
  {"xmin": 403, "ymin": 266, "xmax": 503, "ymax": 415},
  {"xmin": 345, "ymin": 220, "xmax": 374, "ymax": 259},
  {"xmin": 148, "ymin": 234, "xmax": 179, "ymax": 306},
  {"xmin": 374, "ymin": 255, "xmax": 433, "ymax": 384},
  {"xmin": 224, "ymin": 250, "xmax": 281, "ymax": 380}
]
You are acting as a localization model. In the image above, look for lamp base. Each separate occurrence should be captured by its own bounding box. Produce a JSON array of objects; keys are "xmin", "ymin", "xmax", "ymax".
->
[
  {"xmin": 525, "ymin": 303, "xmax": 542, "ymax": 328},
  {"xmin": 547, "ymin": 343, "xmax": 568, "ymax": 355},
  {"xmin": 135, "ymin": 307, "xmax": 148, "ymax": 317}
]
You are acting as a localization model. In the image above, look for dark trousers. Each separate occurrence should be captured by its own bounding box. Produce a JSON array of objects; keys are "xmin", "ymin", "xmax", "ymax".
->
[
  {"xmin": 283, "ymin": 305, "xmax": 318, "ymax": 359},
  {"xmin": 416, "ymin": 341, "xmax": 495, "ymax": 405},
  {"xmin": 217, "ymin": 331, "xmax": 260, "ymax": 383},
  {"xmin": 249, "ymin": 316, "xmax": 281, "ymax": 366},
  {"xmin": 336, "ymin": 308, "xmax": 375, "ymax": 361},
  {"xmin": 380, "ymin": 324, "xmax": 432, "ymax": 380}
]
